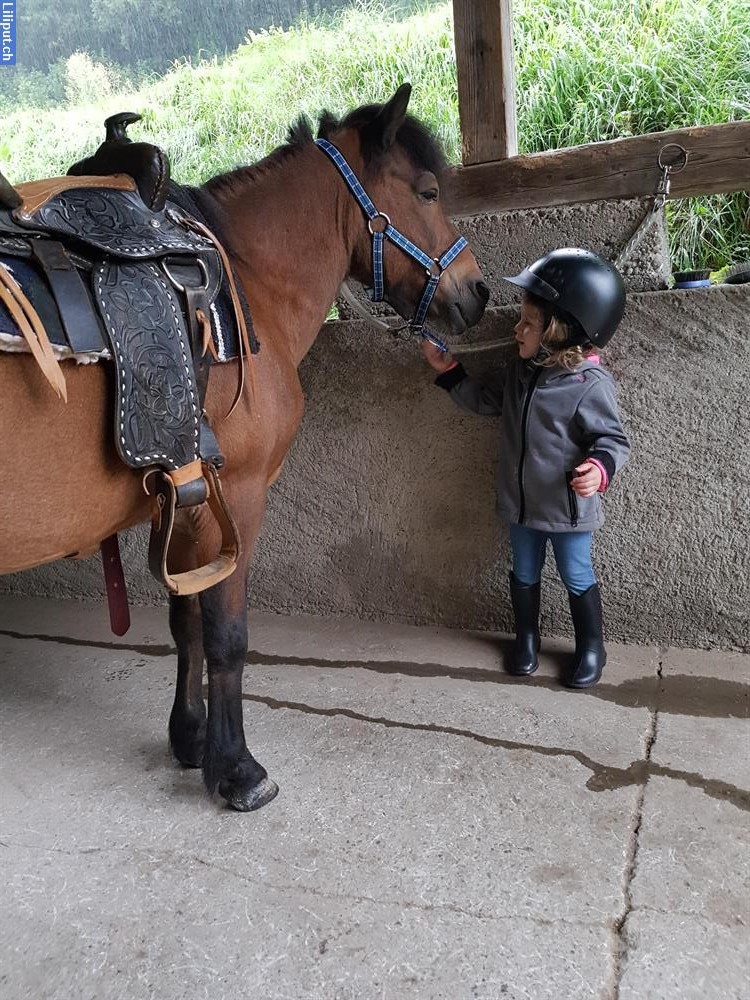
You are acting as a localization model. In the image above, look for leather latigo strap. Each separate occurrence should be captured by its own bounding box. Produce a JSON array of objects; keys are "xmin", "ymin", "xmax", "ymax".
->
[
  {"xmin": 147, "ymin": 461, "xmax": 240, "ymax": 595},
  {"xmin": 176, "ymin": 214, "xmax": 255, "ymax": 415},
  {"xmin": 0, "ymin": 261, "xmax": 67, "ymax": 399},
  {"xmin": 30, "ymin": 240, "xmax": 105, "ymax": 353},
  {"xmin": 183, "ymin": 287, "xmax": 224, "ymax": 468}
]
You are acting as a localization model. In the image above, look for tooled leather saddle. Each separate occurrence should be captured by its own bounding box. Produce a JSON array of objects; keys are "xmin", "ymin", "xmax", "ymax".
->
[{"xmin": 0, "ymin": 113, "xmax": 257, "ymax": 630}]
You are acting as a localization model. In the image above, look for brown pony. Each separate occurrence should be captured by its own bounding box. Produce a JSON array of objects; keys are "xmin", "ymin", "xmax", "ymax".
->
[{"xmin": 0, "ymin": 84, "xmax": 488, "ymax": 810}]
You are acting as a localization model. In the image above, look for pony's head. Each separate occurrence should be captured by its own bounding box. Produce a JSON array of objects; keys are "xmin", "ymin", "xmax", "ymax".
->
[{"xmin": 318, "ymin": 84, "xmax": 489, "ymax": 334}]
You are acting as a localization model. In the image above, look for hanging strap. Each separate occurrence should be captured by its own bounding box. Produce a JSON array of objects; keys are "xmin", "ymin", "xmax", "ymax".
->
[
  {"xmin": 100, "ymin": 534, "xmax": 131, "ymax": 636},
  {"xmin": 0, "ymin": 262, "xmax": 67, "ymax": 399},
  {"xmin": 173, "ymin": 211, "xmax": 256, "ymax": 417}
]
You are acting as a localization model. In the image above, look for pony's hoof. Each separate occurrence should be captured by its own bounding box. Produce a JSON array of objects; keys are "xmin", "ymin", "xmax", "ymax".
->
[{"xmin": 219, "ymin": 776, "xmax": 280, "ymax": 812}]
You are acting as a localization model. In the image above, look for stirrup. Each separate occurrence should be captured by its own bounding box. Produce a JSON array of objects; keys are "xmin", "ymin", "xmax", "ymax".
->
[{"xmin": 146, "ymin": 461, "xmax": 240, "ymax": 595}]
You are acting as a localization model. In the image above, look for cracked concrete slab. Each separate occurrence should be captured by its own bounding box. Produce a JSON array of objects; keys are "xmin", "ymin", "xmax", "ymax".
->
[
  {"xmin": 626, "ymin": 778, "xmax": 749, "ymax": 925},
  {"xmin": 653, "ymin": 647, "xmax": 750, "ymax": 789},
  {"xmin": 0, "ymin": 597, "xmax": 747, "ymax": 1000},
  {"xmin": 616, "ymin": 646, "xmax": 750, "ymax": 1000},
  {"xmin": 3, "ymin": 846, "xmax": 614, "ymax": 1000},
  {"xmin": 618, "ymin": 777, "xmax": 749, "ymax": 1000},
  {"xmin": 618, "ymin": 911, "xmax": 749, "ymax": 1000}
]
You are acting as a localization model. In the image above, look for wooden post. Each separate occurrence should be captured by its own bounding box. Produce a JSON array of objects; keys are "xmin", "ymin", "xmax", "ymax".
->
[{"xmin": 453, "ymin": 0, "xmax": 518, "ymax": 165}]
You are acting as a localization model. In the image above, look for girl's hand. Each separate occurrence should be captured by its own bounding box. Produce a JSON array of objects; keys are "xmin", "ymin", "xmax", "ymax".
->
[
  {"xmin": 421, "ymin": 340, "xmax": 456, "ymax": 373},
  {"xmin": 571, "ymin": 462, "xmax": 602, "ymax": 498}
]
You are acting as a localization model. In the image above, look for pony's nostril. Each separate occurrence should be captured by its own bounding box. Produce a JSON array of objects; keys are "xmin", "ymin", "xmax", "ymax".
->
[{"xmin": 475, "ymin": 280, "xmax": 490, "ymax": 304}]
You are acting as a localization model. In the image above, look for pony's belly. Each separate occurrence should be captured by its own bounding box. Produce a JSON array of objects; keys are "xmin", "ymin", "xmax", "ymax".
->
[
  {"xmin": 0, "ymin": 481, "xmax": 148, "ymax": 574},
  {"xmin": 0, "ymin": 356, "xmax": 148, "ymax": 574},
  {"xmin": 0, "ymin": 499, "xmax": 147, "ymax": 574}
]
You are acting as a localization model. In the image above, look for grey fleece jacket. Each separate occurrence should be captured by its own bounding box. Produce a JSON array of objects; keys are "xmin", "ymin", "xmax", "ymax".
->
[{"xmin": 436, "ymin": 358, "xmax": 630, "ymax": 532}]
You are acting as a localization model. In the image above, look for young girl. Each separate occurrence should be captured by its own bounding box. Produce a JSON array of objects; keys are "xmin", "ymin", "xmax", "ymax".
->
[{"xmin": 423, "ymin": 248, "xmax": 630, "ymax": 688}]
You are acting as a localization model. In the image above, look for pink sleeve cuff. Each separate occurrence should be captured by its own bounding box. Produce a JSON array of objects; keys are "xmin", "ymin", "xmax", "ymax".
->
[{"xmin": 588, "ymin": 457, "xmax": 609, "ymax": 492}]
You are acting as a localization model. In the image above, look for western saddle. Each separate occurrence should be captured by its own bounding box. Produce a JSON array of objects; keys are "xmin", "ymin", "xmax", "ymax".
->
[{"xmin": 0, "ymin": 113, "xmax": 255, "ymax": 628}]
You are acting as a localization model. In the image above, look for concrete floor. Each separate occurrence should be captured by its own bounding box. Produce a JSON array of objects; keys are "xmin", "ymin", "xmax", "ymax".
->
[{"xmin": 0, "ymin": 596, "xmax": 747, "ymax": 1000}]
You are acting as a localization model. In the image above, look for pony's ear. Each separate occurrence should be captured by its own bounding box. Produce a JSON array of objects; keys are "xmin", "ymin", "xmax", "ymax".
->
[{"xmin": 373, "ymin": 83, "xmax": 412, "ymax": 151}]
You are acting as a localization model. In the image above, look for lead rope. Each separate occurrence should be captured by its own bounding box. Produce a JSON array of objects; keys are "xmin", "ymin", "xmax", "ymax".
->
[{"xmin": 342, "ymin": 142, "xmax": 689, "ymax": 355}]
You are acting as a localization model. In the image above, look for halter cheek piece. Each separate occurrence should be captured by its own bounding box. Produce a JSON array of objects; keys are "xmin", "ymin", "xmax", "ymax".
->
[{"xmin": 315, "ymin": 138, "xmax": 467, "ymax": 347}]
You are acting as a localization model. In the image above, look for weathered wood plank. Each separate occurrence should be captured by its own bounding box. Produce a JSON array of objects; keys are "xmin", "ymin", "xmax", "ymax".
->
[
  {"xmin": 453, "ymin": 0, "xmax": 517, "ymax": 164},
  {"xmin": 442, "ymin": 121, "xmax": 750, "ymax": 216}
]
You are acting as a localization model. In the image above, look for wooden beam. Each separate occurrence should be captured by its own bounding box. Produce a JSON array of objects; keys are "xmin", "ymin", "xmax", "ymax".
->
[
  {"xmin": 442, "ymin": 121, "xmax": 750, "ymax": 216},
  {"xmin": 453, "ymin": 0, "xmax": 517, "ymax": 164}
]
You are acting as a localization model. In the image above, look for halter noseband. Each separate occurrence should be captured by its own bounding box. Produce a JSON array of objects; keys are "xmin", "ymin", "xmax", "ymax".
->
[{"xmin": 315, "ymin": 138, "xmax": 467, "ymax": 339}]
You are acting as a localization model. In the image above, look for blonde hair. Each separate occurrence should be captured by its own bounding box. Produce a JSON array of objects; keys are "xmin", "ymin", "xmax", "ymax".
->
[
  {"xmin": 524, "ymin": 291, "xmax": 596, "ymax": 370},
  {"xmin": 537, "ymin": 315, "xmax": 596, "ymax": 370}
]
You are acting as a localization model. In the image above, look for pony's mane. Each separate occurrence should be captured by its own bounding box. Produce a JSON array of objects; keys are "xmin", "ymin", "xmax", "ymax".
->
[{"xmin": 205, "ymin": 100, "xmax": 447, "ymax": 197}]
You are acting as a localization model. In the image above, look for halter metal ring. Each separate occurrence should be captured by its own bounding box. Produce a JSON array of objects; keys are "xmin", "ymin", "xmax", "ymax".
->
[
  {"xmin": 368, "ymin": 212, "xmax": 391, "ymax": 235},
  {"xmin": 426, "ymin": 258, "xmax": 443, "ymax": 278},
  {"xmin": 657, "ymin": 143, "xmax": 689, "ymax": 173}
]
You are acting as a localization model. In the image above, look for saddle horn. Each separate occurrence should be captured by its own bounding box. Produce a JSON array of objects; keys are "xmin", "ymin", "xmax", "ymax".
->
[
  {"xmin": 68, "ymin": 110, "xmax": 171, "ymax": 212},
  {"xmin": 104, "ymin": 111, "xmax": 142, "ymax": 142}
]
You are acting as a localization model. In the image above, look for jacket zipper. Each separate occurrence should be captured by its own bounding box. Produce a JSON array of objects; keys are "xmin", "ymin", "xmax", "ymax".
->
[
  {"xmin": 566, "ymin": 476, "xmax": 579, "ymax": 528},
  {"xmin": 517, "ymin": 368, "xmax": 542, "ymax": 524}
]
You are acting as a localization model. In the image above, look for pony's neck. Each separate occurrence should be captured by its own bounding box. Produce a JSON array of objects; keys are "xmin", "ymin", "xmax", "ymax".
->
[{"xmin": 207, "ymin": 143, "xmax": 356, "ymax": 367}]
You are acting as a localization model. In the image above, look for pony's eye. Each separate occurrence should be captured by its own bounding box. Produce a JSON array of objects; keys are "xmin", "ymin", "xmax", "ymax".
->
[{"xmin": 420, "ymin": 188, "xmax": 439, "ymax": 203}]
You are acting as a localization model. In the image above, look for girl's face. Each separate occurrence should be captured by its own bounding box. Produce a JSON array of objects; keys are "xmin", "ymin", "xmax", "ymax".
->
[{"xmin": 514, "ymin": 297, "xmax": 547, "ymax": 359}]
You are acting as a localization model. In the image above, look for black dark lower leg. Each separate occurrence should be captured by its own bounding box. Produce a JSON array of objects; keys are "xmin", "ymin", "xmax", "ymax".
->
[
  {"xmin": 168, "ymin": 594, "xmax": 206, "ymax": 767},
  {"xmin": 200, "ymin": 582, "xmax": 278, "ymax": 811}
]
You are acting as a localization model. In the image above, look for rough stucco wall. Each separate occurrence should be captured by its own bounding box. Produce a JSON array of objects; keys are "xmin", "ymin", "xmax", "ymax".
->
[
  {"xmin": 248, "ymin": 285, "xmax": 748, "ymax": 650},
  {"xmin": 459, "ymin": 197, "xmax": 672, "ymax": 303},
  {"xmin": 2, "ymin": 201, "xmax": 747, "ymax": 651}
]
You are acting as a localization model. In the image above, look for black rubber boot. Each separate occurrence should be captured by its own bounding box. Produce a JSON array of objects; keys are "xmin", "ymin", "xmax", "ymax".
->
[
  {"xmin": 566, "ymin": 584, "xmax": 607, "ymax": 688},
  {"xmin": 507, "ymin": 573, "xmax": 540, "ymax": 676}
]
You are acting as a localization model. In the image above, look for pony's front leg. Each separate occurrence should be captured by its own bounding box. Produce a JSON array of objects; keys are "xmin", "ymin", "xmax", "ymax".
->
[
  {"xmin": 201, "ymin": 566, "xmax": 279, "ymax": 811},
  {"xmin": 168, "ymin": 594, "xmax": 206, "ymax": 768}
]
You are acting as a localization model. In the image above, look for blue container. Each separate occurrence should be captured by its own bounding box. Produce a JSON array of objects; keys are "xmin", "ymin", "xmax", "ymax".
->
[{"xmin": 673, "ymin": 270, "xmax": 711, "ymax": 289}]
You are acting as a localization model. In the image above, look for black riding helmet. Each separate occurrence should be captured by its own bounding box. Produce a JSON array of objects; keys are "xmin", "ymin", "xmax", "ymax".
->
[{"xmin": 503, "ymin": 248, "xmax": 626, "ymax": 348}]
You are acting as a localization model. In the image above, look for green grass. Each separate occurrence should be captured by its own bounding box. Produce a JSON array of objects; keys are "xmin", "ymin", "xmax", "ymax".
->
[{"xmin": 0, "ymin": 0, "xmax": 747, "ymax": 270}]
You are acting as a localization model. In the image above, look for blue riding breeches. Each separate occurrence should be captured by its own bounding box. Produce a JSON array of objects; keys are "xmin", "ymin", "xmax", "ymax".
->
[{"xmin": 509, "ymin": 524, "xmax": 597, "ymax": 596}]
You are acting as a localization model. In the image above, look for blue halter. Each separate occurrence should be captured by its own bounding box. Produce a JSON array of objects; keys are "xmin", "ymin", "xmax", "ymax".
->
[{"xmin": 316, "ymin": 138, "xmax": 467, "ymax": 350}]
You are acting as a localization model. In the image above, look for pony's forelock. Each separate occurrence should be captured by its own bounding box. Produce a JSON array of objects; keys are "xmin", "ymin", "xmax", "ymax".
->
[{"xmin": 317, "ymin": 103, "xmax": 447, "ymax": 175}]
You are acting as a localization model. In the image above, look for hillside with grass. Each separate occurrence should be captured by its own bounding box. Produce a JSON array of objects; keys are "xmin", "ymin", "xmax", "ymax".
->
[{"xmin": 0, "ymin": 0, "xmax": 747, "ymax": 270}]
